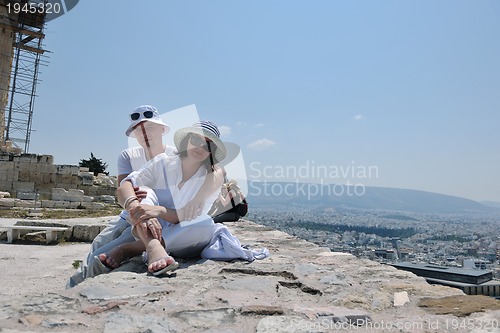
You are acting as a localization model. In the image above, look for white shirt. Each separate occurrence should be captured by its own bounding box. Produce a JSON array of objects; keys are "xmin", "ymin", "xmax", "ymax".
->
[
  {"xmin": 117, "ymin": 145, "xmax": 176, "ymax": 220},
  {"xmin": 125, "ymin": 154, "xmax": 218, "ymax": 216}
]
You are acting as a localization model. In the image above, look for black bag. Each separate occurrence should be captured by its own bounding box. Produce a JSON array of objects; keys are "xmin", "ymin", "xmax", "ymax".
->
[
  {"xmin": 237, "ymin": 197, "xmax": 248, "ymax": 217},
  {"xmin": 230, "ymin": 193, "xmax": 248, "ymax": 217}
]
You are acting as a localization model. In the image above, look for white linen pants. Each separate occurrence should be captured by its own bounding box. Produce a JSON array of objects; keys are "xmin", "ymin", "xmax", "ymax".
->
[{"xmin": 161, "ymin": 216, "xmax": 215, "ymax": 258}]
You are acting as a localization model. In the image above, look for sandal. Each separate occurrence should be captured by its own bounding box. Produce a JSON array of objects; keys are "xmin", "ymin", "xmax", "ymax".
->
[
  {"xmin": 149, "ymin": 256, "xmax": 179, "ymax": 276},
  {"xmin": 97, "ymin": 253, "xmax": 121, "ymax": 270},
  {"xmin": 146, "ymin": 241, "xmax": 179, "ymax": 276}
]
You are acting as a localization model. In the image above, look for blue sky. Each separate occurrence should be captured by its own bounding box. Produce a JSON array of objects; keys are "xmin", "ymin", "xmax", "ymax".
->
[{"xmin": 25, "ymin": 0, "xmax": 500, "ymax": 202}]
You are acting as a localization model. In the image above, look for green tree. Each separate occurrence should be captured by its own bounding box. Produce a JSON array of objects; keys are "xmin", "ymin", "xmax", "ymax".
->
[{"xmin": 79, "ymin": 152, "xmax": 108, "ymax": 176}]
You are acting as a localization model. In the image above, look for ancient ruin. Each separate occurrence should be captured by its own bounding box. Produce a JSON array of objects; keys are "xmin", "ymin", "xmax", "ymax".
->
[
  {"xmin": 0, "ymin": 1, "xmax": 116, "ymax": 207},
  {"xmin": 0, "ymin": 151, "xmax": 117, "ymax": 209},
  {"xmin": 1, "ymin": 0, "xmax": 47, "ymax": 151}
]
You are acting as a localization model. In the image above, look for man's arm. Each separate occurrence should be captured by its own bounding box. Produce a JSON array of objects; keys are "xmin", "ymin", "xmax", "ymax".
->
[{"xmin": 117, "ymin": 180, "xmax": 180, "ymax": 224}]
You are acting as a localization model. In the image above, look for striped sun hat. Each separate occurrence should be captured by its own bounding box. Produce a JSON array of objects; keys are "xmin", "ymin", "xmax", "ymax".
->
[{"xmin": 173, "ymin": 120, "xmax": 226, "ymax": 162}]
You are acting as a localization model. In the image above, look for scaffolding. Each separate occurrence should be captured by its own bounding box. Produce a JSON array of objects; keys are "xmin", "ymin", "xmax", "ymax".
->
[{"xmin": 0, "ymin": 0, "xmax": 48, "ymax": 152}]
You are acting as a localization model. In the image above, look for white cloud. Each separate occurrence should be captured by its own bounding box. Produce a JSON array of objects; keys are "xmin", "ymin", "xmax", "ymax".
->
[
  {"xmin": 354, "ymin": 114, "xmax": 364, "ymax": 121},
  {"xmin": 247, "ymin": 138, "xmax": 276, "ymax": 150},
  {"xmin": 218, "ymin": 125, "xmax": 231, "ymax": 137},
  {"xmin": 236, "ymin": 121, "xmax": 263, "ymax": 128}
]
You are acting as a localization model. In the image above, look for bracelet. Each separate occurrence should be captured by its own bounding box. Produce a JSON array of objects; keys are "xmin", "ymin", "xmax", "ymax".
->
[
  {"xmin": 122, "ymin": 195, "xmax": 137, "ymax": 209},
  {"xmin": 122, "ymin": 195, "xmax": 138, "ymax": 209},
  {"xmin": 126, "ymin": 197, "xmax": 139, "ymax": 210}
]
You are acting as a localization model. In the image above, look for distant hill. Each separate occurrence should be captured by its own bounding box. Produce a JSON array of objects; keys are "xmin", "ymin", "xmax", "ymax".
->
[
  {"xmin": 480, "ymin": 201, "xmax": 500, "ymax": 209},
  {"xmin": 246, "ymin": 181, "xmax": 500, "ymax": 214}
]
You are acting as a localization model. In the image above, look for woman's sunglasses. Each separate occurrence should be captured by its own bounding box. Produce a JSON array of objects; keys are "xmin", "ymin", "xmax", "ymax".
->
[
  {"xmin": 189, "ymin": 134, "xmax": 213, "ymax": 152},
  {"xmin": 130, "ymin": 110, "xmax": 154, "ymax": 121}
]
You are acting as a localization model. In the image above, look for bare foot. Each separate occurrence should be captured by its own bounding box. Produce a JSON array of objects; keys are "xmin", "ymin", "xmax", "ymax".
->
[
  {"xmin": 97, "ymin": 241, "xmax": 142, "ymax": 270},
  {"xmin": 98, "ymin": 253, "xmax": 121, "ymax": 270},
  {"xmin": 146, "ymin": 239, "xmax": 178, "ymax": 275}
]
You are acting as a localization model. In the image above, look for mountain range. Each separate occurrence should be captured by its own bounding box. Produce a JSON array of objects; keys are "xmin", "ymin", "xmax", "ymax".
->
[
  {"xmin": 246, "ymin": 181, "xmax": 500, "ymax": 215},
  {"xmin": 480, "ymin": 201, "xmax": 500, "ymax": 209}
]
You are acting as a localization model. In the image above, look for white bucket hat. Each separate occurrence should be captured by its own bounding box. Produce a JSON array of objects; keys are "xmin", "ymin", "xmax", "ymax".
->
[
  {"xmin": 174, "ymin": 120, "xmax": 226, "ymax": 163},
  {"xmin": 125, "ymin": 105, "xmax": 170, "ymax": 137}
]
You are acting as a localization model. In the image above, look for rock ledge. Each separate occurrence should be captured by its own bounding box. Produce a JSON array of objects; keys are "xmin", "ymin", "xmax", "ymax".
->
[{"xmin": 1, "ymin": 220, "xmax": 499, "ymax": 332}]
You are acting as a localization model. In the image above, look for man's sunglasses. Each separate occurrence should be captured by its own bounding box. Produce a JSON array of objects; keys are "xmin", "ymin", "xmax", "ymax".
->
[
  {"xmin": 130, "ymin": 110, "xmax": 154, "ymax": 121},
  {"xmin": 189, "ymin": 134, "xmax": 214, "ymax": 152}
]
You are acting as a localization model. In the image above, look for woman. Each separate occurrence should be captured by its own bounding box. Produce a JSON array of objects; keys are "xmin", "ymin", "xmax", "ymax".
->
[{"xmin": 114, "ymin": 120, "xmax": 226, "ymax": 275}]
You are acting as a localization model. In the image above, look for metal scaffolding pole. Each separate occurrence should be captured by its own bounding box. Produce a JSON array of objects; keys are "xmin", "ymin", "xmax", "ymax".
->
[{"xmin": 1, "ymin": 0, "xmax": 49, "ymax": 152}]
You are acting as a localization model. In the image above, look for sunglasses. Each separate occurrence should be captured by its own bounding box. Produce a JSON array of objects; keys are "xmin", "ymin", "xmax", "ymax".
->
[
  {"xmin": 189, "ymin": 134, "xmax": 213, "ymax": 152},
  {"xmin": 130, "ymin": 110, "xmax": 154, "ymax": 121}
]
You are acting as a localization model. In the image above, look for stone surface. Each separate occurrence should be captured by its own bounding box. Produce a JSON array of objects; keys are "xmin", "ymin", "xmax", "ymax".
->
[
  {"xmin": 71, "ymin": 224, "xmax": 106, "ymax": 242},
  {"xmin": 97, "ymin": 195, "xmax": 116, "ymax": 204},
  {"xmin": 418, "ymin": 295, "xmax": 500, "ymax": 317},
  {"xmin": 0, "ymin": 219, "xmax": 499, "ymax": 332},
  {"xmin": 394, "ymin": 291, "xmax": 410, "ymax": 307}
]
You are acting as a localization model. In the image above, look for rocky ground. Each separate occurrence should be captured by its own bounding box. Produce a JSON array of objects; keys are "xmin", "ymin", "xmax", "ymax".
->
[{"xmin": 0, "ymin": 218, "xmax": 499, "ymax": 332}]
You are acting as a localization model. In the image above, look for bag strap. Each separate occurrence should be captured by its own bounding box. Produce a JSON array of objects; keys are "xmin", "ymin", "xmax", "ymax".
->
[
  {"xmin": 224, "ymin": 174, "xmax": 236, "ymax": 208},
  {"xmin": 223, "ymin": 174, "xmax": 238, "ymax": 209},
  {"xmin": 230, "ymin": 193, "xmax": 236, "ymax": 208}
]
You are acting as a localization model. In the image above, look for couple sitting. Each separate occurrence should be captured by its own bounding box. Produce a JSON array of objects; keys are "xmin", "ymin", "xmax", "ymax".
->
[
  {"xmin": 68, "ymin": 106, "xmax": 267, "ymax": 288},
  {"xmin": 106, "ymin": 120, "xmax": 224, "ymax": 275}
]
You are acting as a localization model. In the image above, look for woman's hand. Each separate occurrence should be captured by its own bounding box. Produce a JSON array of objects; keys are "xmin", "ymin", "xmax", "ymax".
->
[
  {"xmin": 139, "ymin": 217, "xmax": 162, "ymax": 240},
  {"xmin": 182, "ymin": 197, "xmax": 205, "ymax": 220},
  {"xmin": 129, "ymin": 204, "xmax": 166, "ymax": 225}
]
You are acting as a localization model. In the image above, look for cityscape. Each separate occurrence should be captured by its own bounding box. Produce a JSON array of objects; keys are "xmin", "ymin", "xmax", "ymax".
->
[{"xmin": 248, "ymin": 206, "xmax": 500, "ymax": 280}]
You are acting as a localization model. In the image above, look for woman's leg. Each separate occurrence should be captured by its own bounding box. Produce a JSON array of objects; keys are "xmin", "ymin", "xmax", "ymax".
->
[
  {"xmin": 163, "ymin": 217, "xmax": 215, "ymax": 258},
  {"xmin": 133, "ymin": 219, "xmax": 178, "ymax": 274}
]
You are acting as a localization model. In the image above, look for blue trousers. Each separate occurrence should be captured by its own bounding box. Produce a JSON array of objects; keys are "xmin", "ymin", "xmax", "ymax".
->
[{"xmin": 66, "ymin": 216, "xmax": 135, "ymax": 288}]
